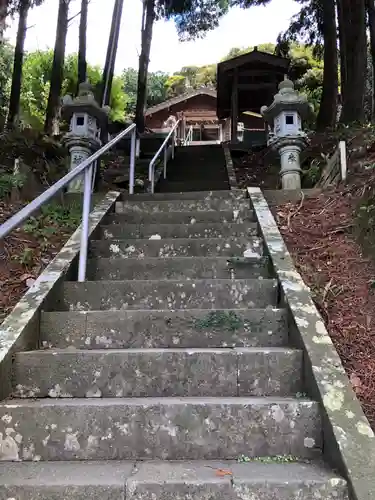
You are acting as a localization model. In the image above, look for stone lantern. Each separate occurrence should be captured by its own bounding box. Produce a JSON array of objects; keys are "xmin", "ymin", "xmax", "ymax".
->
[
  {"xmin": 261, "ymin": 77, "xmax": 313, "ymax": 190},
  {"xmin": 61, "ymin": 82, "xmax": 109, "ymax": 192}
]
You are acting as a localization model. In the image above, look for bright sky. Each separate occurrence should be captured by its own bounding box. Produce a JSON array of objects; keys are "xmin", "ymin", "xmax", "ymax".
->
[{"xmin": 5, "ymin": 0, "xmax": 299, "ymax": 75}]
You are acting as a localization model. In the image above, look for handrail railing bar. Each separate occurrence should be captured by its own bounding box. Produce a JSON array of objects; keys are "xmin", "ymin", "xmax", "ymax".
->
[
  {"xmin": 148, "ymin": 120, "xmax": 180, "ymax": 191},
  {"xmin": 78, "ymin": 164, "xmax": 93, "ymax": 281},
  {"xmin": 163, "ymin": 148, "xmax": 167, "ymax": 179},
  {"xmin": 0, "ymin": 123, "xmax": 136, "ymax": 240},
  {"xmin": 183, "ymin": 125, "xmax": 193, "ymax": 145},
  {"xmin": 129, "ymin": 129, "xmax": 136, "ymax": 194}
]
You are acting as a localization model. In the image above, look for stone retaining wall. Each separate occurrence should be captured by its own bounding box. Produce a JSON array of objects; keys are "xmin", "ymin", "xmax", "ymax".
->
[{"xmin": 249, "ymin": 186, "xmax": 375, "ymax": 500}]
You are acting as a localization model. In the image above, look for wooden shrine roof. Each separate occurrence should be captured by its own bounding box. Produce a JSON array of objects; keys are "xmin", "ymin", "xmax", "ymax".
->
[{"xmin": 217, "ymin": 48, "xmax": 290, "ymax": 119}]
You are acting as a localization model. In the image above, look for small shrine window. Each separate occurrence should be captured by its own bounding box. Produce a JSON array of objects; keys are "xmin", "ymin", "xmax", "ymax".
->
[{"xmin": 285, "ymin": 115, "xmax": 294, "ymax": 125}]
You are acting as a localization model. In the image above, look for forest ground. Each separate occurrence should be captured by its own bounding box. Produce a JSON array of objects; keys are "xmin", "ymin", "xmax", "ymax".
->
[
  {"xmin": 0, "ymin": 198, "xmax": 82, "ymax": 325},
  {"xmin": 233, "ymin": 131, "xmax": 375, "ymax": 429}
]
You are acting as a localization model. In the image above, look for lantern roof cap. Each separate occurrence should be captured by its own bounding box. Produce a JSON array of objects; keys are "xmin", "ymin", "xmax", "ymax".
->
[
  {"xmin": 261, "ymin": 77, "xmax": 313, "ymax": 121},
  {"xmin": 61, "ymin": 81, "xmax": 109, "ymax": 125}
]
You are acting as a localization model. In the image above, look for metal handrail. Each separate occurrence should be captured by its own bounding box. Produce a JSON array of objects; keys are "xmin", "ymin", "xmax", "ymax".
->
[
  {"xmin": 0, "ymin": 123, "xmax": 136, "ymax": 282},
  {"xmin": 183, "ymin": 125, "xmax": 193, "ymax": 146},
  {"xmin": 148, "ymin": 119, "xmax": 180, "ymax": 193}
]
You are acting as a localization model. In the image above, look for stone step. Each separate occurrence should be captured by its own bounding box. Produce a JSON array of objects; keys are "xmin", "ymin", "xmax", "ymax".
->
[
  {"xmin": 14, "ymin": 347, "xmax": 302, "ymax": 399},
  {"xmin": 115, "ymin": 199, "xmax": 249, "ymax": 214},
  {"xmin": 90, "ymin": 237, "xmax": 262, "ymax": 259},
  {"xmin": 100, "ymin": 222, "xmax": 258, "ymax": 240},
  {"xmin": 126, "ymin": 461, "xmax": 348, "ymax": 500},
  {"xmin": 119, "ymin": 189, "xmax": 243, "ymax": 201},
  {"xmin": 107, "ymin": 209, "xmax": 253, "ymax": 225},
  {"xmin": 59, "ymin": 279, "xmax": 278, "ymax": 311},
  {"xmin": 156, "ymin": 181, "xmax": 231, "ymax": 193},
  {"xmin": 88, "ymin": 257, "xmax": 270, "ymax": 281},
  {"xmin": 0, "ymin": 397, "xmax": 321, "ymax": 461},
  {"xmin": 0, "ymin": 460, "xmax": 348, "ymax": 500},
  {"xmin": 40, "ymin": 308, "xmax": 288, "ymax": 349}
]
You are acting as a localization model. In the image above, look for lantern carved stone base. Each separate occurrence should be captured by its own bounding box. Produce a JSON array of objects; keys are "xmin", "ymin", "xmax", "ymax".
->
[
  {"xmin": 271, "ymin": 136, "xmax": 309, "ymax": 190},
  {"xmin": 63, "ymin": 136, "xmax": 100, "ymax": 193}
]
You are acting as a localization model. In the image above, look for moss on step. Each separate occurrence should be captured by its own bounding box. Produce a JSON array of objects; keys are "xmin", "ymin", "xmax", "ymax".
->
[
  {"xmin": 194, "ymin": 311, "xmax": 243, "ymax": 332},
  {"xmin": 237, "ymin": 454, "xmax": 300, "ymax": 464}
]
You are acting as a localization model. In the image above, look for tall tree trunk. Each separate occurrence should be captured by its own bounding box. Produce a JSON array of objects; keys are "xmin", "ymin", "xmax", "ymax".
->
[
  {"xmin": 316, "ymin": 0, "xmax": 338, "ymax": 130},
  {"xmin": 44, "ymin": 0, "xmax": 70, "ymax": 135},
  {"xmin": 367, "ymin": 0, "xmax": 375, "ymax": 119},
  {"xmin": 135, "ymin": 0, "xmax": 155, "ymax": 133},
  {"xmin": 339, "ymin": 0, "xmax": 367, "ymax": 124},
  {"xmin": 101, "ymin": 0, "xmax": 124, "ymax": 106},
  {"xmin": 77, "ymin": 0, "xmax": 88, "ymax": 93},
  {"xmin": 7, "ymin": 0, "xmax": 29, "ymax": 128},
  {"xmin": 336, "ymin": 0, "xmax": 347, "ymax": 109},
  {"xmin": 94, "ymin": 0, "xmax": 124, "ymax": 191},
  {"xmin": 0, "ymin": 0, "xmax": 8, "ymax": 43}
]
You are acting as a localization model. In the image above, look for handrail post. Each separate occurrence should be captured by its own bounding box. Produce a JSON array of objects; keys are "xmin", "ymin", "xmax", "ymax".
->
[
  {"xmin": 163, "ymin": 147, "xmax": 167, "ymax": 179},
  {"xmin": 172, "ymin": 130, "xmax": 175, "ymax": 159},
  {"xmin": 129, "ymin": 128, "xmax": 136, "ymax": 194},
  {"xmin": 78, "ymin": 164, "xmax": 93, "ymax": 282},
  {"xmin": 151, "ymin": 164, "xmax": 155, "ymax": 193}
]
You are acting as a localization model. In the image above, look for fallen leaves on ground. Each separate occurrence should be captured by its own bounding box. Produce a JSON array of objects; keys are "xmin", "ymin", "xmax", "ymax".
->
[
  {"xmin": 272, "ymin": 169, "xmax": 375, "ymax": 428},
  {"xmin": 215, "ymin": 469, "xmax": 233, "ymax": 477},
  {"xmin": 0, "ymin": 201, "xmax": 76, "ymax": 325}
]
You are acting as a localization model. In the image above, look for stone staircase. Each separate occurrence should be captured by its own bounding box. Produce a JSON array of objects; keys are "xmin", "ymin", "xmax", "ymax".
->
[
  {"xmin": 155, "ymin": 145, "xmax": 230, "ymax": 192},
  {"xmin": 0, "ymin": 189, "xmax": 349, "ymax": 499}
]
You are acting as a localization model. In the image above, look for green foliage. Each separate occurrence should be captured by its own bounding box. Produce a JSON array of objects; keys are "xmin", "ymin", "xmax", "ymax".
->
[
  {"xmin": 302, "ymin": 159, "xmax": 322, "ymax": 188},
  {"xmin": 161, "ymin": 0, "xmax": 229, "ymax": 41},
  {"xmin": 0, "ymin": 129, "xmax": 67, "ymax": 186},
  {"xmin": 176, "ymin": 64, "xmax": 216, "ymax": 89},
  {"xmin": 0, "ymin": 172, "xmax": 26, "ymax": 198},
  {"xmin": 165, "ymin": 74, "xmax": 187, "ymax": 97},
  {"xmin": 122, "ymin": 67, "xmax": 168, "ymax": 118},
  {"xmin": 0, "ymin": 42, "xmax": 14, "ymax": 127},
  {"xmin": 4, "ymin": 49, "xmax": 127, "ymax": 130},
  {"xmin": 20, "ymin": 49, "xmax": 53, "ymax": 129},
  {"xmin": 23, "ymin": 200, "xmax": 81, "ymax": 245},
  {"xmin": 12, "ymin": 247, "xmax": 34, "ymax": 266},
  {"xmin": 147, "ymin": 71, "xmax": 169, "ymax": 105}
]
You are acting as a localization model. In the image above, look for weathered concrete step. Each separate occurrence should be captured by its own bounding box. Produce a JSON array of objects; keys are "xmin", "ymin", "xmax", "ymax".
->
[
  {"xmin": 126, "ymin": 461, "xmax": 348, "ymax": 500},
  {"xmin": 0, "ymin": 461, "xmax": 130, "ymax": 499},
  {"xmin": 40, "ymin": 308, "xmax": 288, "ymax": 349},
  {"xmin": 90, "ymin": 237, "xmax": 262, "ymax": 259},
  {"xmin": 100, "ymin": 222, "xmax": 258, "ymax": 240},
  {"xmin": 14, "ymin": 347, "xmax": 302, "ymax": 399},
  {"xmin": 60, "ymin": 279, "xmax": 278, "ymax": 311},
  {"xmin": 115, "ymin": 199, "xmax": 249, "ymax": 214},
  {"xmin": 108, "ymin": 209, "xmax": 253, "ymax": 224},
  {"xmin": 0, "ymin": 460, "xmax": 349, "ymax": 500},
  {"xmin": 156, "ymin": 181, "xmax": 230, "ymax": 193},
  {"xmin": 88, "ymin": 257, "xmax": 269, "ymax": 280},
  {"xmin": 120, "ymin": 189, "xmax": 243, "ymax": 201},
  {"xmin": 0, "ymin": 397, "xmax": 321, "ymax": 461}
]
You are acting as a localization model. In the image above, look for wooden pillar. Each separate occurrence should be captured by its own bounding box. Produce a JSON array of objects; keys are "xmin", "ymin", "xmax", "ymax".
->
[{"xmin": 231, "ymin": 69, "xmax": 238, "ymax": 143}]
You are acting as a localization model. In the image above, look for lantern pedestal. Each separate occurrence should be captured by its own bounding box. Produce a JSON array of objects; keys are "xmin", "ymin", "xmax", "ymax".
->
[
  {"xmin": 261, "ymin": 78, "xmax": 312, "ymax": 190},
  {"xmin": 63, "ymin": 136, "xmax": 100, "ymax": 192},
  {"xmin": 271, "ymin": 137, "xmax": 309, "ymax": 190}
]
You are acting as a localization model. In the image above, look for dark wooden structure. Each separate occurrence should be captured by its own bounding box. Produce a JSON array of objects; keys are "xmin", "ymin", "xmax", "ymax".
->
[
  {"xmin": 217, "ymin": 48, "xmax": 290, "ymax": 143},
  {"xmin": 145, "ymin": 88, "xmax": 224, "ymax": 142}
]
